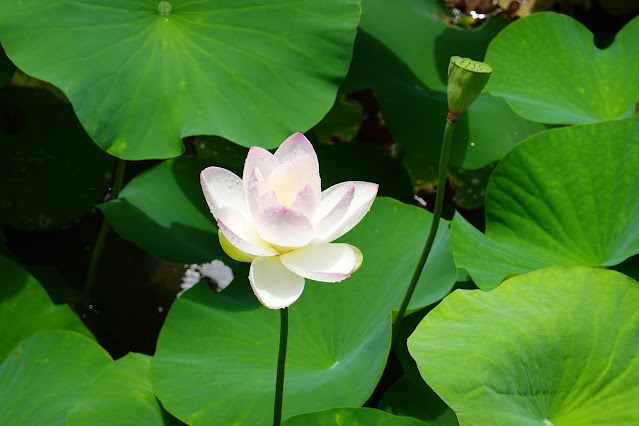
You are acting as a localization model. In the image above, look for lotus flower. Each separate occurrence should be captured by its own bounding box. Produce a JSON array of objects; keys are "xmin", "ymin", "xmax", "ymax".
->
[{"xmin": 200, "ymin": 133, "xmax": 378, "ymax": 309}]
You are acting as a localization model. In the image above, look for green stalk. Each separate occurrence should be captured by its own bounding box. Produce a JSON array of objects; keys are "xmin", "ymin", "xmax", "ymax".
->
[
  {"xmin": 110, "ymin": 157, "xmax": 127, "ymax": 200},
  {"xmin": 82, "ymin": 158, "xmax": 126, "ymax": 299},
  {"xmin": 392, "ymin": 118, "xmax": 456, "ymax": 341},
  {"xmin": 273, "ymin": 307, "xmax": 289, "ymax": 426}
]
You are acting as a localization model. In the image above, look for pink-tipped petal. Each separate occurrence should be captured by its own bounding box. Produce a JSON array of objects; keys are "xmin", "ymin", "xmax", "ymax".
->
[
  {"xmin": 280, "ymin": 243, "xmax": 362, "ymax": 282},
  {"xmin": 315, "ymin": 182, "xmax": 379, "ymax": 243},
  {"xmin": 290, "ymin": 185, "xmax": 318, "ymax": 219},
  {"xmin": 249, "ymin": 256, "xmax": 305, "ymax": 309},
  {"xmin": 200, "ymin": 167, "xmax": 245, "ymax": 220},
  {"xmin": 315, "ymin": 183, "xmax": 355, "ymax": 237},
  {"xmin": 274, "ymin": 133, "xmax": 319, "ymax": 170},
  {"xmin": 217, "ymin": 207, "xmax": 278, "ymax": 257},
  {"xmin": 292, "ymin": 154, "xmax": 321, "ymax": 202},
  {"xmin": 245, "ymin": 168, "xmax": 266, "ymax": 220},
  {"xmin": 242, "ymin": 147, "xmax": 280, "ymax": 186},
  {"xmin": 255, "ymin": 205, "xmax": 314, "ymax": 248},
  {"xmin": 259, "ymin": 190, "xmax": 280, "ymax": 211}
]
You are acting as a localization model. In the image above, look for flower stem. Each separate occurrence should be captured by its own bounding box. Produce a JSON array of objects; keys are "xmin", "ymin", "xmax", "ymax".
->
[
  {"xmin": 273, "ymin": 307, "xmax": 289, "ymax": 426},
  {"xmin": 392, "ymin": 118, "xmax": 456, "ymax": 341},
  {"xmin": 82, "ymin": 158, "xmax": 126, "ymax": 300}
]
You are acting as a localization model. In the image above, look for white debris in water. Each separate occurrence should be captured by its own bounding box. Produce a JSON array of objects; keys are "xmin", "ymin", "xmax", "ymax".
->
[{"xmin": 177, "ymin": 260, "xmax": 234, "ymax": 297}]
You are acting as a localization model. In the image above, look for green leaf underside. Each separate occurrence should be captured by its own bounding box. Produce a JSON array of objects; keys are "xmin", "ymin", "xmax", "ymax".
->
[
  {"xmin": 485, "ymin": 12, "xmax": 639, "ymax": 124},
  {"xmin": 0, "ymin": 0, "xmax": 360, "ymax": 159},
  {"xmin": 0, "ymin": 254, "xmax": 94, "ymax": 360},
  {"xmin": 0, "ymin": 87, "xmax": 114, "ymax": 230},
  {"xmin": 282, "ymin": 407, "xmax": 430, "ymax": 425},
  {"xmin": 151, "ymin": 197, "xmax": 456, "ymax": 425},
  {"xmin": 0, "ymin": 331, "xmax": 112, "ymax": 426},
  {"xmin": 408, "ymin": 266, "xmax": 639, "ymax": 425},
  {"xmin": 451, "ymin": 118, "xmax": 639, "ymax": 290},
  {"xmin": 67, "ymin": 353, "xmax": 182, "ymax": 426},
  {"xmin": 343, "ymin": 0, "xmax": 547, "ymax": 172}
]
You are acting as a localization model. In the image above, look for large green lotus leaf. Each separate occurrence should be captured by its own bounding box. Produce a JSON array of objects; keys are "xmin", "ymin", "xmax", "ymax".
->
[
  {"xmin": 408, "ymin": 266, "xmax": 639, "ymax": 425},
  {"xmin": 0, "ymin": 330, "xmax": 112, "ymax": 426},
  {"xmin": 343, "ymin": 0, "xmax": 547, "ymax": 172},
  {"xmin": 0, "ymin": 254, "xmax": 94, "ymax": 360},
  {"xmin": 485, "ymin": 12, "xmax": 639, "ymax": 124},
  {"xmin": 451, "ymin": 118, "xmax": 639, "ymax": 290},
  {"xmin": 67, "ymin": 353, "xmax": 182, "ymax": 426},
  {"xmin": 0, "ymin": 87, "xmax": 114, "ymax": 230},
  {"xmin": 151, "ymin": 197, "xmax": 456, "ymax": 425},
  {"xmin": 0, "ymin": 0, "xmax": 360, "ymax": 160},
  {"xmin": 282, "ymin": 407, "xmax": 429, "ymax": 426},
  {"xmin": 99, "ymin": 156, "xmax": 225, "ymax": 264}
]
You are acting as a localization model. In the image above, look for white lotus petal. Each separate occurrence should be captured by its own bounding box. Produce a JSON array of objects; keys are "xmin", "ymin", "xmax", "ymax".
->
[
  {"xmin": 259, "ymin": 190, "xmax": 280, "ymax": 211},
  {"xmin": 280, "ymin": 243, "xmax": 362, "ymax": 283},
  {"xmin": 256, "ymin": 205, "xmax": 314, "ymax": 248},
  {"xmin": 290, "ymin": 185, "xmax": 318, "ymax": 219},
  {"xmin": 242, "ymin": 147, "xmax": 280, "ymax": 187},
  {"xmin": 245, "ymin": 168, "xmax": 266, "ymax": 220},
  {"xmin": 219, "ymin": 230, "xmax": 257, "ymax": 262},
  {"xmin": 249, "ymin": 256, "xmax": 305, "ymax": 309},
  {"xmin": 292, "ymin": 154, "xmax": 321, "ymax": 202},
  {"xmin": 200, "ymin": 167, "xmax": 244, "ymax": 220},
  {"xmin": 217, "ymin": 207, "xmax": 278, "ymax": 257},
  {"xmin": 274, "ymin": 132, "xmax": 319, "ymax": 170},
  {"xmin": 315, "ymin": 182, "xmax": 379, "ymax": 243},
  {"xmin": 266, "ymin": 162, "xmax": 302, "ymax": 206},
  {"xmin": 315, "ymin": 182, "xmax": 355, "ymax": 236}
]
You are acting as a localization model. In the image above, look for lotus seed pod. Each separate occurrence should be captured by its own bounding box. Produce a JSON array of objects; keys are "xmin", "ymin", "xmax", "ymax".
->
[{"xmin": 447, "ymin": 56, "xmax": 492, "ymax": 121}]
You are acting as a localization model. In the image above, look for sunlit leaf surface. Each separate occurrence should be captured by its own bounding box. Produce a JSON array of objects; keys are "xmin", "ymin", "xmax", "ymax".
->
[
  {"xmin": 451, "ymin": 118, "xmax": 639, "ymax": 289},
  {"xmin": 67, "ymin": 353, "xmax": 183, "ymax": 426},
  {"xmin": 408, "ymin": 267, "xmax": 639, "ymax": 425},
  {"xmin": 486, "ymin": 12, "xmax": 639, "ymax": 124},
  {"xmin": 0, "ymin": 255, "xmax": 93, "ymax": 360},
  {"xmin": 0, "ymin": 0, "xmax": 360, "ymax": 159},
  {"xmin": 151, "ymin": 198, "xmax": 455, "ymax": 425},
  {"xmin": 0, "ymin": 331, "xmax": 112, "ymax": 426}
]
